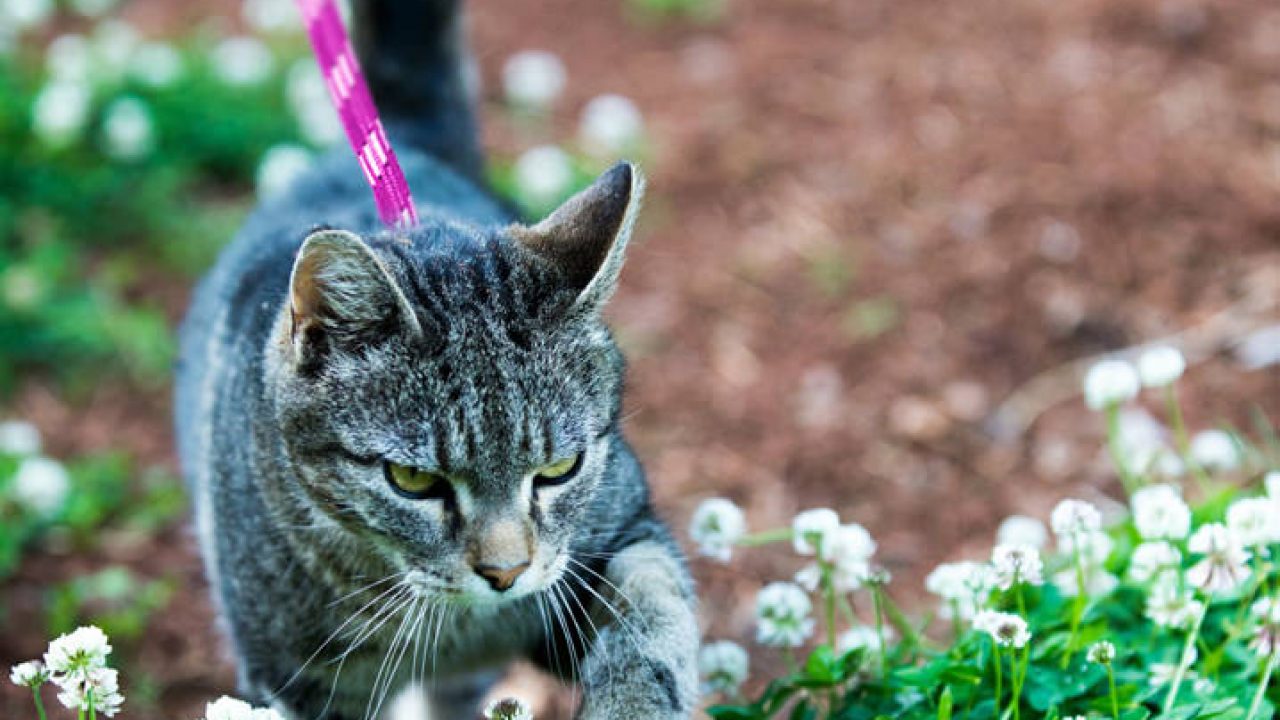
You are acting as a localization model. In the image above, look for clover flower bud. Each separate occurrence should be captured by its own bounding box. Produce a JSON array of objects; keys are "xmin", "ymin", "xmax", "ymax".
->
[
  {"xmin": 1137, "ymin": 346, "xmax": 1186, "ymax": 388},
  {"xmin": 689, "ymin": 498, "xmax": 746, "ymax": 563},
  {"xmin": 503, "ymin": 50, "xmax": 567, "ymax": 111},
  {"xmin": 1083, "ymin": 359, "xmax": 1139, "ymax": 410},
  {"xmin": 1087, "ymin": 640, "xmax": 1116, "ymax": 665},
  {"xmin": 484, "ymin": 697, "xmax": 533, "ymax": 720},
  {"xmin": 699, "ymin": 641, "xmax": 749, "ymax": 695},
  {"xmin": 973, "ymin": 610, "xmax": 1031, "ymax": 648},
  {"xmin": 9, "ymin": 660, "xmax": 48, "ymax": 688},
  {"xmin": 791, "ymin": 508, "xmax": 840, "ymax": 556},
  {"xmin": 1190, "ymin": 430, "xmax": 1240, "ymax": 473},
  {"xmin": 1131, "ymin": 484, "xmax": 1191, "ymax": 541},
  {"xmin": 996, "ymin": 515, "xmax": 1048, "ymax": 549},
  {"xmin": 754, "ymin": 582, "xmax": 814, "ymax": 648}
]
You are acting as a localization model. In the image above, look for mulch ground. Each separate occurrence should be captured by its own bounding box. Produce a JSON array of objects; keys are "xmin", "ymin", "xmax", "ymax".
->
[{"xmin": 3, "ymin": 0, "xmax": 1279, "ymax": 717}]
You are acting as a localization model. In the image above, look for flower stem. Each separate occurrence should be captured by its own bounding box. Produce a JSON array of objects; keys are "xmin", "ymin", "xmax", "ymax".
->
[
  {"xmin": 1104, "ymin": 404, "xmax": 1139, "ymax": 494},
  {"xmin": 1107, "ymin": 665, "xmax": 1120, "ymax": 720},
  {"xmin": 1246, "ymin": 649, "xmax": 1278, "ymax": 720},
  {"xmin": 1007, "ymin": 646, "xmax": 1028, "ymax": 720},
  {"xmin": 823, "ymin": 566, "xmax": 837, "ymax": 650},
  {"xmin": 1164, "ymin": 385, "xmax": 1211, "ymax": 495},
  {"xmin": 992, "ymin": 638, "xmax": 1003, "ymax": 712},
  {"xmin": 1061, "ymin": 545, "xmax": 1088, "ymax": 668},
  {"xmin": 31, "ymin": 687, "xmax": 47, "ymax": 720},
  {"xmin": 873, "ymin": 583, "xmax": 887, "ymax": 673},
  {"xmin": 1163, "ymin": 601, "xmax": 1208, "ymax": 714},
  {"xmin": 736, "ymin": 528, "xmax": 794, "ymax": 547}
]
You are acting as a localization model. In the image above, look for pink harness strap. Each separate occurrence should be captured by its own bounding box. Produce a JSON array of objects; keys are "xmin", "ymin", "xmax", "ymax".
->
[{"xmin": 295, "ymin": 0, "xmax": 419, "ymax": 228}]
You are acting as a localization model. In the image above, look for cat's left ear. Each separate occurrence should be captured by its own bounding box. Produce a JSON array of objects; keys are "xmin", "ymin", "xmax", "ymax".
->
[
  {"xmin": 510, "ymin": 162, "xmax": 644, "ymax": 315},
  {"xmin": 287, "ymin": 228, "xmax": 422, "ymax": 363}
]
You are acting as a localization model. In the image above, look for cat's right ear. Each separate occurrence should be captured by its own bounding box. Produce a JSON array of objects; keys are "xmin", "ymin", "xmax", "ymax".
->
[{"xmin": 286, "ymin": 229, "xmax": 422, "ymax": 364}]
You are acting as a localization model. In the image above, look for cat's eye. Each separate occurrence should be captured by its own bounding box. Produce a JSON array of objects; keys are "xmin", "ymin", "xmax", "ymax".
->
[
  {"xmin": 533, "ymin": 453, "xmax": 582, "ymax": 487},
  {"xmin": 384, "ymin": 462, "xmax": 450, "ymax": 500}
]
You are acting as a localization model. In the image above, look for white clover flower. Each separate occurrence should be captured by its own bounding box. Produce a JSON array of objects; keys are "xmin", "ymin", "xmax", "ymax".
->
[
  {"xmin": 837, "ymin": 624, "xmax": 894, "ymax": 654},
  {"xmin": 1053, "ymin": 565, "xmax": 1119, "ymax": 598},
  {"xmin": 820, "ymin": 523, "xmax": 876, "ymax": 565},
  {"xmin": 92, "ymin": 20, "xmax": 139, "ymax": 81},
  {"xmin": 1266, "ymin": 471, "xmax": 1280, "ymax": 501},
  {"xmin": 991, "ymin": 544, "xmax": 1044, "ymax": 589},
  {"xmin": 31, "ymin": 80, "xmax": 92, "ymax": 149},
  {"xmin": 502, "ymin": 50, "xmax": 566, "ymax": 111},
  {"xmin": 1186, "ymin": 523, "xmax": 1251, "ymax": 594},
  {"xmin": 1058, "ymin": 530, "xmax": 1114, "ymax": 567},
  {"xmin": 129, "ymin": 42, "xmax": 184, "ymax": 88},
  {"xmin": 689, "ymin": 497, "xmax": 745, "ymax": 563},
  {"xmin": 9, "ymin": 660, "xmax": 48, "ymax": 688},
  {"xmin": 70, "ymin": 0, "xmax": 116, "ymax": 18},
  {"xmin": 698, "ymin": 641, "xmax": 748, "ymax": 695},
  {"xmin": 243, "ymin": 0, "xmax": 300, "ymax": 34},
  {"xmin": 55, "ymin": 665, "xmax": 123, "ymax": 717},
  {"xmin": 101, "ymin": 96, "xmax": 155, "ymax": 161},
  {"xmin": 11, "ymin": 456, "xmax": 70, "ymax": 517},
  {"xmin": 1088, "ymin": 640, "xmax": 1116, "ymax": 664},
  {"xmin": 211, "ymin": 37, "xmax": 275, "ymax": 87},
  {"xmin": 1255, "ymin": 598, "xmax": 1280, "ymax": 624},
  {"xmin": 1131, "ymin": 484, "xmax": 1191, "ymax": 540},
  {"xmin": 791, "ymin": 508, "xmax": 840, "ymax": 556},
  {"xmin": 513, "ymin": 145, "xmax": 574, "ymax": 208},
  {"xmin": 46, "ymin": 35, "xmax": 92, "ymax": 82},
  {"xmin": 579, "ymin": 94, "xmax": 644, "ymax": 158},
  {"xmin": 1190, "ymin": 430, "xmax": 1240, "ymax": 473},
  {"xmin": 286, "ymin": 60, "xmax": 343, "ymax": 146},
  {"xmin": 204, "ymin": 696, "xmax": 256, "ymax": 720},
  {"xmin": 926, "ymin": 561, "xmax": 993, "ymax": 620},
  {"xmin": 754, "ymin": 582, "xmax": 814, "ymax": 648},
  {"xmin": 1083, "ymin": 359, "xmax": 1140, "ymax": 410},
  {"xmin": 2, "ymin": 0, "xmax": 53, "ymax": 30},
  {"xmin": 484, "ymin": 697, "xmax": 533, "ymax": 720},
  {"xmin": 44, "ymin": 626, "xmax": 112, "ymax": 678},
  {"xmin": 1128, "ymin": 541, "xmax": 1182, "ymax": 583},
  {"xmin": 1050, "ymin": 499, "xmax": 1102, "ymax": 538},
  {"xmin": 1137, "ymin": 346, "xmax": 1186, "ymax": 388},
  {"xmin": 0, "ymin": 420, "xmax": 41, "ymax": 456},
  {"xmin": 1226, "ymin": 497, "xmax": 1280, "ymax": 549},
  {"xmin": 1145, "ymin": 580, "xmax": 1203, "ymax": 629},
  {"xmin": 256, "ymin": 144, "xmax": 313, "ymax": 198},
  {"xmin": 794, "ymin": 557, "xmax": 869, "ymax": 593},
  {"xmin": 973, "ymin": 610, "xmax": 1031, "ymax": 648},
  {"xmin": 997, "ymin": 515, "xmax": 1048, "ymax": 549}
]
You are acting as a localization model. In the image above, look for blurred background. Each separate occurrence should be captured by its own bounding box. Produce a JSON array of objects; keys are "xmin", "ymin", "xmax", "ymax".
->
[{"xmin": 1, "ymin": 0, "xmax": 1278, "ymax": 717}]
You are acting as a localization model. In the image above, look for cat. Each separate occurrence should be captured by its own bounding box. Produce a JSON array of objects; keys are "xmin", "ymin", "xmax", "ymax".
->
[{"xmin": 173, "ymin": 1, "xmax": 700, "ymax": 718}]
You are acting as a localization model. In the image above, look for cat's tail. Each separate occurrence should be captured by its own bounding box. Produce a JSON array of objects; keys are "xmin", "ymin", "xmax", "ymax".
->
[{"xmin": 352, "ymin": 0, "xmax": 483, "ymax": 181}]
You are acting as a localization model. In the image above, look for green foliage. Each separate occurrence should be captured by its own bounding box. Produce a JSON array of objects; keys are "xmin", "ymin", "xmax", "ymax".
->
[
  {"xmin": 45, "ymin": 566, "xmax": 174, "ymax": 642},
  {"xmin": 703, "ymin": 395, "xmax": 1280, "ymax": 720},
  {"xmin": 0, "ymin": 23, "xmax": 315, "ymax": 396},
  {"xmin": 0, "ymin": 449, "xmax": 185, "ymax": 583}
]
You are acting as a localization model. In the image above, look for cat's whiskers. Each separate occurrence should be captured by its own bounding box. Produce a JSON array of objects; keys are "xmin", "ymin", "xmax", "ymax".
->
[
  {"xmin": 364, "ymin": 593, "xmax": 421, "ymax": 720},
  {"xmin": 561, "ymin": 561, "xmax": 646, "ymax": 658},
  {"xmin": 271, "ymin": 573, "xmax": 408, "ymax": 703},
  {"xmin": 565, "ymin": 557, "xmax": 651, "ymax": 634},
  {"xmin": 313, "ymin": 583, "xmax": 414, "ymax": 720}
]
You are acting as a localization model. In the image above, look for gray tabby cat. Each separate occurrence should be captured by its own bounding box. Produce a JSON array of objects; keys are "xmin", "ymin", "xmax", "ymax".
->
[{"xmin": 173, "ymin": 1, "xmax": 700, "ymax": 718}]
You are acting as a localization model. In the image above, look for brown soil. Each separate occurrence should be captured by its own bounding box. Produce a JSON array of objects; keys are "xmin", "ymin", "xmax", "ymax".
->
[{"xmin": 3, "ymin": 0, "xmax": 1280, "ymax": 717}]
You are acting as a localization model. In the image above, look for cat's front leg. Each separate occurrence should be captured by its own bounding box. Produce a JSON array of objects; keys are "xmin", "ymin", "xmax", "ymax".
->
[{"xmin": 575, "ymin": 538, "xmax": 700, "ymax": 720}]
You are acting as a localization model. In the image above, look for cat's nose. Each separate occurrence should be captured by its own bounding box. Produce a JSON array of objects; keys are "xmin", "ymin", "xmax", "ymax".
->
[{"xmin": 474, "ymin": 561, "xmax": 530, "ymax": 592}]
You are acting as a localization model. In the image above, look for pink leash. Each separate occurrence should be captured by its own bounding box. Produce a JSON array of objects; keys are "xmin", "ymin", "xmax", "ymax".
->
[{"xmin": 295, "ymin": 0, "xmax": 419, "ymax": 228}]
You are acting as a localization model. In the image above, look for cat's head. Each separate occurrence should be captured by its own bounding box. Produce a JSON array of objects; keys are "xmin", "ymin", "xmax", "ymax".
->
[{"xmin": 266, "ymin": 162, "xmax": 643, "ymax": 604}]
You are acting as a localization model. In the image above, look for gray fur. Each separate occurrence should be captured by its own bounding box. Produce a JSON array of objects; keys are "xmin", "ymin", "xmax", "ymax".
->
[{"xmin": 174, "ymin": 2, "xmax": 699, "ymax": 717}]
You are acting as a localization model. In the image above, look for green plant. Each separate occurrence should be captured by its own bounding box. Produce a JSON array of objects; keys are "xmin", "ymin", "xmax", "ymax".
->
[{"xmin": 693, "ymin": 346, "xmax": 1279, "ymax": 720}]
